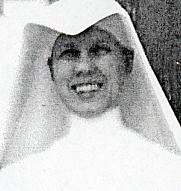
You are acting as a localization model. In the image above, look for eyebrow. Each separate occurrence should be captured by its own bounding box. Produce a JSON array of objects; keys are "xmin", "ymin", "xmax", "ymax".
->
[
  {"xmin": 54, "ymin": 42, "xmax": 78, "ymax": 59},
  {"xmin": 93, "ymin": 40, "xmax": 111, "ymax": 46},
  {"xmin": 56, "ymin": 42, "xmax": 76, "ymax": 49}
]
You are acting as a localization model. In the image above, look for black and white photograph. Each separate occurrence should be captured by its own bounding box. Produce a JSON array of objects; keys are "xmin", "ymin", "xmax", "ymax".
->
[{"xmin": 0, "ymin": 0, "xmax": 181, "ymax": 190}]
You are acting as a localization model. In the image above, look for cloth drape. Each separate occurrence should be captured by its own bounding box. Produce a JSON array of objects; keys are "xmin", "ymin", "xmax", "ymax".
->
[{"xmin": 0, "ymin": 0, "xmax": 180, "ymax": 166}]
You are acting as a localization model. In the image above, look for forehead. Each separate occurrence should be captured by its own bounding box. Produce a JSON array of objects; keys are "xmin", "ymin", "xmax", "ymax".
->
[{"xmin": 54, "ymin": 26, "xmax": 119, "ymax": 47}]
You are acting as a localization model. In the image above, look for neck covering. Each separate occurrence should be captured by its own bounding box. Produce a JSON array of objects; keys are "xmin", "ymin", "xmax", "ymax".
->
[
  {"xmin": 0, "ymin": 107, "xmax": 181, "ymax": 191},
  {"xmin": 0, "ymin": 0, "xmax": 181, "ymax": 166}
]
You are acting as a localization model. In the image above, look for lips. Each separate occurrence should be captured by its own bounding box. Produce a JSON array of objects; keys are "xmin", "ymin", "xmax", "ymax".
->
[
  {"xmin": 71, "ymin": 82, "xmax": 104, "ymax": 94},
  {"xmin": 68, "ymin": 74, "xmax": 107, "ymax": 99}
]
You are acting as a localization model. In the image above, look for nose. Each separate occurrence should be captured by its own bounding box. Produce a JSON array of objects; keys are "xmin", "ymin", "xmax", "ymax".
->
[{"xmin": 74, "ymin": 51, "xmax": 95, "ymax": 76}]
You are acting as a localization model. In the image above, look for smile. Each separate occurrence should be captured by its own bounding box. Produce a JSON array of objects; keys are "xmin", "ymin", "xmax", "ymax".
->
[{"xmin": 71, "ymin": 83, "xmax": 103, "ymax": 94}]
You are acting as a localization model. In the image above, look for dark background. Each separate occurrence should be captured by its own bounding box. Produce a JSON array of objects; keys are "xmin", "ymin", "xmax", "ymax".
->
[
  {"xmin": 116, "ymin": 0, "xmax": 180, "ymax": 124},
  {"xmin": 1, "ymin": 0, "xmax": 180, "ymax": 123}
]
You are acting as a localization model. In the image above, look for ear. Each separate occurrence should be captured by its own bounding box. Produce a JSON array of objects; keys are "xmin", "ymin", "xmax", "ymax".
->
[
  {"xmin": 47, "ymin": 57, "xmax": 55, "ymax": 81},
  {"xmin": 122, "ymin": 47, "xmax": 134, "ymax": 73}
]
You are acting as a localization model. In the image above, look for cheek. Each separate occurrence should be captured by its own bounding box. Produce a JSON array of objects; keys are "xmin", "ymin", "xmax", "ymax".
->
[
  {"xmin": 96, "ymin": 57, "xmax": 120, "ymax": 81},
  {"xmin": 53, "ymin": 60, "xmax": 74, "ymax": 81}
]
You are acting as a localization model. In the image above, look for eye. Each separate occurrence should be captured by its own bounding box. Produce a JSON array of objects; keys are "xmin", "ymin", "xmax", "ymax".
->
[
  {"xmin": 89, "ymin": 44, "xmax": 111, "ymax": 57},
  {"xmin": 58, "ymin": 49, "xmax": 80, "ymax": 60}
]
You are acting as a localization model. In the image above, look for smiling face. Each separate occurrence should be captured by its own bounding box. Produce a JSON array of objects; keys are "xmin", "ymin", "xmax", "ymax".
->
[{"xmin": 50, "ymin": 26, "xmax": 129, "ymax": 118}]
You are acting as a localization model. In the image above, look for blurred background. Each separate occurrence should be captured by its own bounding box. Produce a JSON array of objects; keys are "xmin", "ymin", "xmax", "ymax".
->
[{"xmin": 0, "ymin": 0, "xmax": 180, "ymax": 124}]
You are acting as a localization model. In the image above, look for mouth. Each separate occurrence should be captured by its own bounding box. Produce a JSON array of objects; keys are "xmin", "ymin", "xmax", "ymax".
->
[{"xmin": 71, "ymin": 82, "xmax": 104, "ymax": 94}]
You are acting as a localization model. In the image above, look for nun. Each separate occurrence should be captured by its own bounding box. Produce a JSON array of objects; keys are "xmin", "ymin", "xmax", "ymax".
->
[{"xmin": 0, "ymin": 0, "xmax": 181, "ymax": 190}]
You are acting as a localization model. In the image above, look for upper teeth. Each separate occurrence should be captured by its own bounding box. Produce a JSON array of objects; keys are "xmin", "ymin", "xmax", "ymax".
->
[{"xmin": 76, "ymin": 84, "xmax": 99, "ymax": 93}]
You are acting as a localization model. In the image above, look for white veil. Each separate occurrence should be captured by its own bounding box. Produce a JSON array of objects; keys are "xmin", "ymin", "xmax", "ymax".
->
[{"xmin": 0, "ymin": 0, "xmax": 181, "ymax": 166}]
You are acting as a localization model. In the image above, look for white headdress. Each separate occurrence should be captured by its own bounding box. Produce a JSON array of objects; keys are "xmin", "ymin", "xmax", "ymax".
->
[{"xmin": 0, "ymin": 0, "xmax": 180, "ymax": 166}]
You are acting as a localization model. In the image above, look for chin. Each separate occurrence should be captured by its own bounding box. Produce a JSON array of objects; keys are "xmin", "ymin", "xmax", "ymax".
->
[
  {"xmin": 73, "ymin": 107, "xmax": 107, "ymax": 119},
  {"xmin": 72, "ymin": 108, "xmax": 109, "ymax": 119},
  {"xmin": 57, "ymin": 82, "xmax": 120, "ymax": 118},
  {"xmin": 66, "ymin": 98, "xmax": 118, "ymax": 119}
]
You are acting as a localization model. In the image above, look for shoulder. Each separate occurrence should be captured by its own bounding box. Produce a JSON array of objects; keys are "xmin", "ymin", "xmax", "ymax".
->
[
  {"xmin": 0, "ymin": 146, "xmax": 58, "ymax": 191},
  {"xmin": 0, "ymin": 135, "xmax": 181, "ymax": 191}
]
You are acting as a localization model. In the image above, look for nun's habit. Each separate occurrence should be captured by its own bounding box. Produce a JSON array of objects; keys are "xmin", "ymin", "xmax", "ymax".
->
[{"xmin": 0, "ymin": 0, "xmax": 181, "ymax": 190}]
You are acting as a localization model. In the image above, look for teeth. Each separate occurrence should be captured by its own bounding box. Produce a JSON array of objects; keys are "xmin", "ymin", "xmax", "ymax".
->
[
  {"xmin": 75, "ymin": 84, "xmax": 100, "ymax": 93},
  {"xmin": 93, "ymin": 84, "xmax": 98, "ymax": 90},
  {"xmin": 77, "ymin": 86, "xmax": 81, "ymax": 92},
  {"xmin": 88, "ymin": 84, "xmax": 91, "ymax": 91}
]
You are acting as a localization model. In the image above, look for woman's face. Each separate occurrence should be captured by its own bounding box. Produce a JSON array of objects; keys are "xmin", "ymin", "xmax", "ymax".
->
[{"xmin": 51, "ymin": 26, "xmax": 127, "ymax": 117}]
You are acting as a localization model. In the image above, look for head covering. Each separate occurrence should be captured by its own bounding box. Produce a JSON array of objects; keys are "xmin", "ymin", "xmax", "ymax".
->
[{"xmin": 1, "ymin": 0, "xmax": 181, "ymax": 166}]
